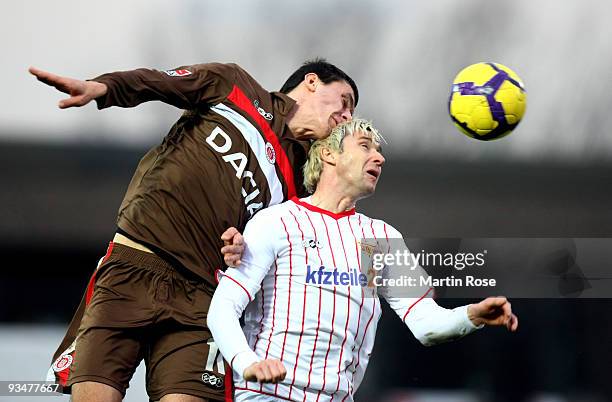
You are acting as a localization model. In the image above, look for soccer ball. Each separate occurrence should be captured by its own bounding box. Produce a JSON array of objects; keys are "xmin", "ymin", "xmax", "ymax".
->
[{"xmin": 448, "ymin": 62, "xmax": 527, "ymax": 141}]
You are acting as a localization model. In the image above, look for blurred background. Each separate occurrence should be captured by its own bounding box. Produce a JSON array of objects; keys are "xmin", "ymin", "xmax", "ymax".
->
[{"xmin": 1, "ymin": 0, "xmax": 611, "ymax": 401}]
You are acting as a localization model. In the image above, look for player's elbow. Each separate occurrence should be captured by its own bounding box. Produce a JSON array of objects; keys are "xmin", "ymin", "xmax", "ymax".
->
[
  {"xmin": 414, "ymin": 329, "xmax": 463, "ymax": 347},
  {"xmin": 413, "ymin": 331, "xmax": 436, "ymax": 347},
  {"xmin": 206, "ymin": 295, "xmax": 223, "ymax": 337}
]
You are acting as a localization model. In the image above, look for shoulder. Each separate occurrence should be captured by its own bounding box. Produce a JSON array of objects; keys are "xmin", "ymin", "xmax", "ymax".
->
[
  {"xmin": 354, "ymin": 213, "xmax": 403, "ymax": 239},
  {"xmin": 188, "ymin": 62, "xmax": 256, "ymax": 86},
  {"xmin": 248, "ymin": 200, "xmax": 297, "ymax": 227}
]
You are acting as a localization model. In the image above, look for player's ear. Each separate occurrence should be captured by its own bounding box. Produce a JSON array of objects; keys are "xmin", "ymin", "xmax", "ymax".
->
[
  {"xmin": 320, "ymin": 146, "xmax": 336, "ymax": 165},
  {"xmin": 304, "ymin": 73, "xmax": 319, "ymax": 93}
]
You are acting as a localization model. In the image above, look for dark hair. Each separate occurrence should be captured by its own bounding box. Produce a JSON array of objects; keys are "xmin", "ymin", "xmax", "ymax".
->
[{"xmin": 280, "ymin": 58, "xmax": 359, "ymax": 107}]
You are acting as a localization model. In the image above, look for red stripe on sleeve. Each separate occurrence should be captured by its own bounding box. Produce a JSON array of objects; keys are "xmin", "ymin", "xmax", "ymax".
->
[
  {"xmin": 402, "ymin": 287, "xmax": 435, "ymax": 322},
  {"xmin": 217, "ymin": 269, "xmax": 253, "ymax": 302}
]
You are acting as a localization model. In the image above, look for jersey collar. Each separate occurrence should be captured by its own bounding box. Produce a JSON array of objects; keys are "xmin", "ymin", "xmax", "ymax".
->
[{"xmin": 291, "ymin": 197, "xmax": 355, "ymax": 220}]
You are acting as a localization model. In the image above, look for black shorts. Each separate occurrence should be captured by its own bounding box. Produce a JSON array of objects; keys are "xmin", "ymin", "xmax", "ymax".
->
[{"xmin": 49, "ymin": 243, "xmax": 231, "ymax": 401}]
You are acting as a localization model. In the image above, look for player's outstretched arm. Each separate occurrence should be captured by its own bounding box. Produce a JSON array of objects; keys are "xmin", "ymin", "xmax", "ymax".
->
[
  {"xmin": 28, "ymin": 66, "xmax": 107, "ymax": 109},
  {"xmin": 467, "ymin": 296, "xmax": 518, "ymax": 332},
  {"xmin": 243, "ymin": 359, "xmax": 287, "ymax": 383}
]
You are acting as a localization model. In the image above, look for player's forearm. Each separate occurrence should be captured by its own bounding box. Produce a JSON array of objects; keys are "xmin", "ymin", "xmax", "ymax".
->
[
  {"xmin": 92, "ymin": 68, "xmax": 193, "ymax": 110},
  {"xmin": 387, "ymin": 295, "xmax": 482, "ymax": 346},
  {"xmin": 405, "ymin": 299, "xmax": 482, "ymax": 346},
  {"xmin": 207, "ymin": 278, "xmax": 259, "ymax": 377}
]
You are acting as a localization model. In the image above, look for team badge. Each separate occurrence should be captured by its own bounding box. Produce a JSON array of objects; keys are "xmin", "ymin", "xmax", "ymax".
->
[
  {"xmin": 163, "ymin": 69, "xmax": 192, "ymax": 77},
  {"xmin": 265, "ymin": 142, "xmax": 276, "ymax": 164},
  {"xmin": 52, "ymin": 352, "xmax": 74, "ymax": 372}
]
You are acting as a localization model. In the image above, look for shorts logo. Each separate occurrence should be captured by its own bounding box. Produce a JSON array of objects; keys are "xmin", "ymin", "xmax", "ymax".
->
[
  {"xmin": 52, "ymin": 354, "xmax": 73, "ymax": 372},
  {"xmin": 163, "ymin": 69, "xmax": 192, "ymax": 77},
  {"xmin": 265, "ymin": 142, "xmax": 276, "ymax": 164},
  {"xmin": 201, "ymin": 371, "xmax": 224, "ymax": 389}
]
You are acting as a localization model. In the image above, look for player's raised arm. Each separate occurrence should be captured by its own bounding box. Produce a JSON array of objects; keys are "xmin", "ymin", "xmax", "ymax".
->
[
  {"xmin": 28, "ymin": 66, "xmax": 108, "ymax": 109},
  {"xmin": 381, "ymin": 238, "xmax": 517, "ymax": 345},
  {"xmin": 377, "ymin": 233, "xmax": 482, "ymax": 346},
  {"xmin": 30, "ymin": 63, "xmax": 236, "ymax": 111}
]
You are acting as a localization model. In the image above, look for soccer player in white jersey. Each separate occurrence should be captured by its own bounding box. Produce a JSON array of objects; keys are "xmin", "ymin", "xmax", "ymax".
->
[{"xmin": 208, "ymin": 119, "xmax": 519, "ymax": 402}]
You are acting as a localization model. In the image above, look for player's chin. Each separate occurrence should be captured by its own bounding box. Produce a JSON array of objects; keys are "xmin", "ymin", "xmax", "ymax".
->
[{"xmin": 359, "ymin": 182, "xmax": 377, "ymax": 197}]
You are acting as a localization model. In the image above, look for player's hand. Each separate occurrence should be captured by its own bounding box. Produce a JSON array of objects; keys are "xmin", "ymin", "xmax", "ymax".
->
[
  {"xmin": 28, "ymin": 66, "xmax": 107, "ymax": 109},
  {"xmin": 467, "ymin": 296, "xmax": 518, "ymax": 332},
  {"xmin": 221, "ymin": 227, "xmax": 244, "ymax": 267},
  {"xmin": 243, "ymin": 359, "xmax": 286, "ymax": 383}
]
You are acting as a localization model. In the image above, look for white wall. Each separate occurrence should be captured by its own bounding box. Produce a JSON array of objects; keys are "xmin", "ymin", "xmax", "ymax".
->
[{"xmin": 3, "ymin": 0, "xmax": 611, "ymax": 162}]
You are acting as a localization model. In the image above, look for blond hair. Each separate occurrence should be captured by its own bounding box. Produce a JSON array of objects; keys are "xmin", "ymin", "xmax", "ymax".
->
[{"xmin": 303, "ymin": 119, "xmax": 384, "ymax": 193}]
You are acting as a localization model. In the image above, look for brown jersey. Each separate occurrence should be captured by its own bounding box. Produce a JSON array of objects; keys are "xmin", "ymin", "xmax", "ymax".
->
[{"xmin": 92, "ymin": 63, "xmax": 309, "ymax": 285}]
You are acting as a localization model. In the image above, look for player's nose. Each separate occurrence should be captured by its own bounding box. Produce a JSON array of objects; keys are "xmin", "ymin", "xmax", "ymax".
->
[
  {"xmin": 373, "ymin": 150, "xmax": 385, "ymax": 166},
  {"xmin": 340, "ymin": 109, "xmax": 352, "ymax": 122}
]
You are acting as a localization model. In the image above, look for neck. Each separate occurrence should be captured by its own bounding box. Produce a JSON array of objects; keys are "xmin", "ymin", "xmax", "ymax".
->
[
  {"xmin": 285, "ymin": 91, "xmax": 316, "ymax": 140},
  {"xmin": 309, "ymin": 183, "xmax": 357, "ymax": 214}
]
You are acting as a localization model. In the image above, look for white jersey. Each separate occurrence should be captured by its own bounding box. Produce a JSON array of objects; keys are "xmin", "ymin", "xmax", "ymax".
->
[{"xmin": 208, "ymin": 197, "xmax": 480, "ymax": 402}]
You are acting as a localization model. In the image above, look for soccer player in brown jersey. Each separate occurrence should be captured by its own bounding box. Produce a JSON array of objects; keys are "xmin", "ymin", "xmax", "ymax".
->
[{"xmin": 29, "ymin": 59, "xmax": 357, "ymax": 402}]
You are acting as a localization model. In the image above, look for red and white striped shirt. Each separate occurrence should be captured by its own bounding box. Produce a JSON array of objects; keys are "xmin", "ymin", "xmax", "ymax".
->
[{"xmin": 208, "ymin": 197, "xmax": 480, "ymax": 402}]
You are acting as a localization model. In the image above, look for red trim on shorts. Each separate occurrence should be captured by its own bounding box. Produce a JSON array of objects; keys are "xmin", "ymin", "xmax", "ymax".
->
[
  {"xmin": 227, "ymin": 85, "xmax": 297, "ymax": 199},
  {"xmin": 224, "ymin": 362, "xmax": 233, "ymax": 402},
  {"xmin": 402, "ymin": 287, "xmax": 435, "ymax": 322},
  {"xmin": 85, "ymin": 242, "xmax": 114, "ymax": 305},
  {"xmin": 55, "ymin": 357, "xmax": 71, "ymax": 386},
  {"xmin": 216, "ymin": 269, "xmax": 253, "ymax": 302}
]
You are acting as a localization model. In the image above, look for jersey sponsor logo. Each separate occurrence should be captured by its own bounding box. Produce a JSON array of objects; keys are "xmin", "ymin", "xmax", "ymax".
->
[
  {"xmin": 163, "ymin": 68, "xmax": 192, "ymax": 77},
  {"xmin": 205, "ymin": 126, "xmax": 264, "ymax": 217},
  {"xmin": 302, "ymin": 238, "xmax": 323, "ymax": 249},
  {"xmin": 265, "ymin": 142, "xmax": 276, "ymax": 164},
  {"xmin": 253, "ymin": 99, "xmax": 273, "ymax": 121},
  {"xmin": 305, "ymin": 265, "xmax": 368, "ymax": 286}
]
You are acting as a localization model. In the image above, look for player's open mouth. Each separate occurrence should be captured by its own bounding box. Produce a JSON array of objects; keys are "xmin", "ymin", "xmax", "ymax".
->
[
  {"xmin": 330, "ymin": 116, "xmax": 342, "ymax": 128},
  {"xmin": 366, "ymin": 169, "xmax": 380, "ymax": 179}
]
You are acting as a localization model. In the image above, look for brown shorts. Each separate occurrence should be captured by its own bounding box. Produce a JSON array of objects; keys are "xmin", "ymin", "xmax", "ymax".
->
[{"xmin": 49, "ymin": 243, "xmax": 230, "ymax": 401}]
